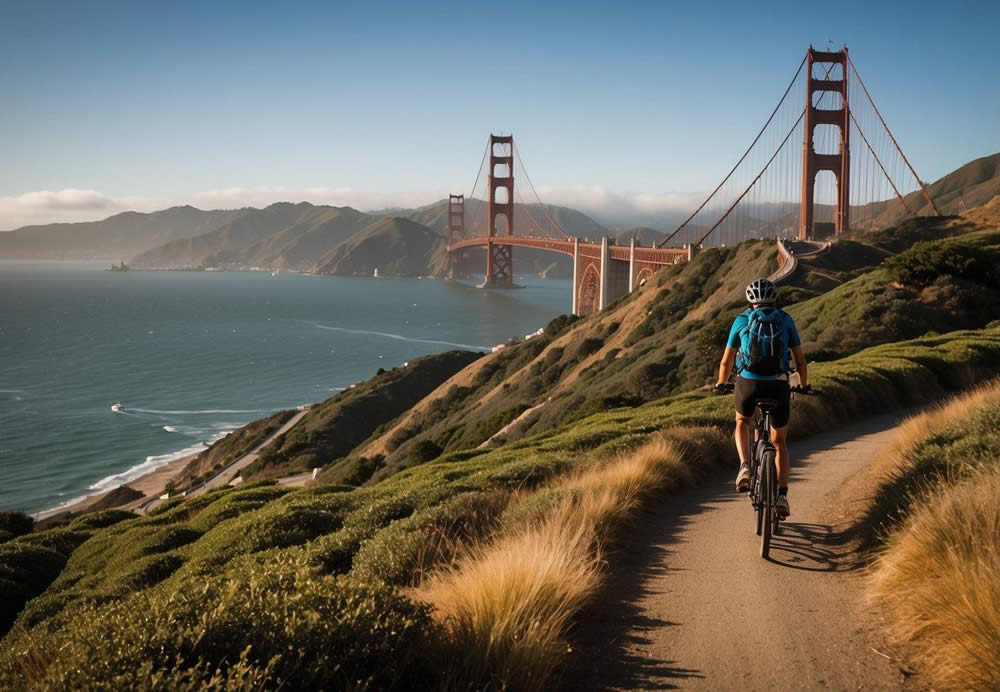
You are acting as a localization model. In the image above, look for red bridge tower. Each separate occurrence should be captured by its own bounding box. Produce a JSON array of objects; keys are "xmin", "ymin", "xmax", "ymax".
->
[
  {"xmin": 800, "ymin": 47, "xmax": 850, "ymax": 239},
  {"xmin": 447, "ymin": 194, "xmax": 464, "ymax": 245},
  {"xmin": 484, "ymin": 134, "xmax": 514, "ymax": 288}
]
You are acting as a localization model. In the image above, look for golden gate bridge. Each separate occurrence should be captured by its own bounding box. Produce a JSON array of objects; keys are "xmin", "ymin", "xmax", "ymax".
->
[{"xmin": 447, "ymin": 46, "xmax": 940, "ymax": 316}]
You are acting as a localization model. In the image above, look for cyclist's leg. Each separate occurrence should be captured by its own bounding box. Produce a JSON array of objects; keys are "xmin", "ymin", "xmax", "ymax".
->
[
  {"xmin": 770, "ymin": 424, "xmax": 790, "ymax": 486},
  {"xmin": 769, "ymin": 380, "xmax": 792, "ymax": 487},
  {"xmin": 732, "ymin": 377, "xmax": 755, "ymax": 467}
]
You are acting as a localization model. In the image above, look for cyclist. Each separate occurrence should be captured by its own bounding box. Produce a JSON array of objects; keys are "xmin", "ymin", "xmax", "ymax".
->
[{"xmin": 714, "ymin": 278, "xmax": 809, "ymax": 518}]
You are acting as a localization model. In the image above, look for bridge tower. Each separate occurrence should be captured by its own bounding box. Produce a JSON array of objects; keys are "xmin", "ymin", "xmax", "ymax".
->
[
  {"xmin": 447, "ymin": 194, "xmax": 465, "ymax": 246},
  {"xmin": 800, "ymin": 47, "xmax": 850, "ymax": 239},
  {"xmin": 446, "ymin": 194, "xmax": 465, "ymax": 279},
  {"xmin": 484, "ymin": 134, "xmax": 514, "ymax": 288}
]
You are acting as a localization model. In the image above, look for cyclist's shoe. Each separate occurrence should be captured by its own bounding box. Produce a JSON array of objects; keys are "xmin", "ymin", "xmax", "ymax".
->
[
  {"xmin": 776, "ymin": 495, "xmax": 791, "ymax": 519},
  {"xmin": 735, "ymin": 464, "xmax": 751, "ymax": 492}
]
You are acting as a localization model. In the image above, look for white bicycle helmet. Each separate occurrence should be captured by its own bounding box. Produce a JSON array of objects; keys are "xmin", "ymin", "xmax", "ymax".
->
[{"xmin": 745, "ymin": 278, "xmax": 777, "ymax": 305}]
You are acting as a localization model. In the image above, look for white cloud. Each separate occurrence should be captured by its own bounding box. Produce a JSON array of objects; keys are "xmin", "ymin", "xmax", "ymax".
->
[
  {"xmin": 534, "ymin": 185, "xmax": 706, "ymax": 218},
  {"xmin": 0, "ymin": 184, "xmax": 709, "ymax": 231}
]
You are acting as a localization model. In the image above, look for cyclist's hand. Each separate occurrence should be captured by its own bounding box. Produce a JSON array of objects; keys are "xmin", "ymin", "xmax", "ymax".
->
[{"xmin": 713, "ymin": 382, "xmax": 733, "ymax": 394}]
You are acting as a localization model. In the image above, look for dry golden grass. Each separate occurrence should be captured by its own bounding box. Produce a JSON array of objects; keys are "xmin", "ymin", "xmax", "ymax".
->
[
  {"xmin": 870, "ymin": 468, "xmax": 1000, "ymax": 690},
  {"xmin": 872, "ymin": 378, "xmax": 1000, "ymax": 482},
  {"xmin": 866, "ymin": 379, "xmax": 1000, "ymax": 689},
  {"xmin": 416, "ymin": 435, "xmax": 695, "ymax": 691}
]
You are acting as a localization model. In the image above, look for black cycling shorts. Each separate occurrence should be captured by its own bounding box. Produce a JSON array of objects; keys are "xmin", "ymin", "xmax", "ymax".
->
[{"xmin": 734, "ymin": 376, "xmax": 791, "ymax": 428}]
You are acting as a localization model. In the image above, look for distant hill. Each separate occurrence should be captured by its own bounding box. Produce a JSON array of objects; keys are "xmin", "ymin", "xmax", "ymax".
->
[
  {"xmin": 853, "ymin": 152, "xmax": 1000, "ymax": 230},
  {"xmin": 234, "ymin": 206, "xmax": 371, "ymax": 270},
  {"xmin": 130, "ymin": 202, "xmax": 335, "ymax": 269},
  {"xmin": 312, "ymin": 217, "xmax": 443, "ymax": 277},
  {"xmin": 614, "ymin": 227, "xmax": 667, "ymax": 246},
  {"xmin": 0, "ymin": 206, "xmax": 245, "ymax": 260}
]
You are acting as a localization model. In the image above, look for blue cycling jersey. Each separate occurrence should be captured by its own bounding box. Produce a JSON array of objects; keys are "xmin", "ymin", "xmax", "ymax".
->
[{"xmin": 726, "ymin": 308, "xmax": 801, "ymax": 381}]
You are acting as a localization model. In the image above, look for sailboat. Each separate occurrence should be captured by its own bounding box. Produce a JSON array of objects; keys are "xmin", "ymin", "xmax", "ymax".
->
[{"xmin": 373, "ymin": 267, "xmax": 379, "ymax": 278}]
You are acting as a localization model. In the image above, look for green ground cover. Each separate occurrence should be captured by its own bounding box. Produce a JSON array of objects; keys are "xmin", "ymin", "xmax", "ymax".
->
[{"xmin": 2, "ymin": 327, "xmax": 999, "ymax": 689}]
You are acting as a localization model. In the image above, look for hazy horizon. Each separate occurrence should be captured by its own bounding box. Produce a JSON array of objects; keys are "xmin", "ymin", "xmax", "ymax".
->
[{"xmin": 3, "ymin": 0, "xmax": 998, "ymax": 230}]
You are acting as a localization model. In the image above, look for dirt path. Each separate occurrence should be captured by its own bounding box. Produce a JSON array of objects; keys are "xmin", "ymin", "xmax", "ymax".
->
[
  {"xmin": 565, "ymin": 410, "xmax": 921, "ymax": 690},
  {"xmin": 190, "ymin": 407, "xmax": 310, "ymax": 495}
]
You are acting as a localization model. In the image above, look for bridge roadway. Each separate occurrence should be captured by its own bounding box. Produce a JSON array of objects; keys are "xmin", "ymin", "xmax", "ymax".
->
[{"xmin": 448, "ymin": 235, "xmax": 689, "ymax": 266}]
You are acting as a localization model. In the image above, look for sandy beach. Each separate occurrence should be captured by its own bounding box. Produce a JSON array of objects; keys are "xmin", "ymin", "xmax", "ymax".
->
[{"xmin": 35, "ymin": 451, "xmax": 198, "ymax": 521}]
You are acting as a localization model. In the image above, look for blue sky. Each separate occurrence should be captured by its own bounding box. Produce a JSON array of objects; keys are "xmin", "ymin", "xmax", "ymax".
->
[{"xmin": 1, "ymin": 0, "xmax": 997, "ymax": 229}]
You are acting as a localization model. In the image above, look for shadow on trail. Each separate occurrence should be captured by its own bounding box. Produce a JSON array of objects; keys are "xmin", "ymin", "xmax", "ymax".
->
[
  {"xmin": 561, "ymin": 411, "xmax": 911, "ymax": 690},
  {"xmin": 765, "ymin": 521, "xmax": 861, "ymax": 572},
  {"xmin": 560, "ymin": 486, "xmax": 736, "ymax": 689}
]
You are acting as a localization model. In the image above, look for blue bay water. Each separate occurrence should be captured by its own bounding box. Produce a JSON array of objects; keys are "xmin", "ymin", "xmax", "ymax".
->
[{"xmin": 0, "ymin": 261, "xmax": 572, "ymax": 514}]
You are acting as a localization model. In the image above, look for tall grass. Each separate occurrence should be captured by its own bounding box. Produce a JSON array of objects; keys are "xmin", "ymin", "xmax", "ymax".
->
[
  {"xmin": 866, "ymin": 381, "xmax": 1000, "ymax": 689},
  {"xmin": 862, "ymin": 379, "xmax": 1000, "ymax": 539},
  {"xmin": 416, "ymin": 434, "xmax": 703, "ymax": 691},
  {"xmin": 870, "ymin": 469, "xmax": 1000, "ymax": 689}
]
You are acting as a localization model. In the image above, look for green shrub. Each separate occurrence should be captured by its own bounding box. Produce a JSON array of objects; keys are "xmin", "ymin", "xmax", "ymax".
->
[
  {"xmin": 351, "ymin": 491, "xmax": 507, "ymax": 585},
  {"xmin": 13, "ymin": 528, "xmax": 93, "ymax": 556},
  {"xmin": 409, "ymin": 439, "xmax": 443, "ymax": 464},
  {"xmin": 0, "ymin": 511, "xmax": 34, "ymax": 537},
  {"xmin": 885, "ymin": 239, "xmax": 998, "ymax": 288},
  {"xmin": 0, "ymin": 543, "xmax": 68, "ymax": 633},
  {"xmin": 0, "ymin": 557, "xmax": 435, "ymax": 691},
  {"xmin": 68, "ymin": 509, "xmax": 136, "ymax": 531},
  {"xmin": 577, "ymin": 337, "xmax": 604, "ymax": 359}
]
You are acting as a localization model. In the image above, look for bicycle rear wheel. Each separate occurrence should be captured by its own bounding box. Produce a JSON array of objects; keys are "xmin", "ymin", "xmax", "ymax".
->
[
  {"xmin": 760, "ymin": 448, "xmax": 775, "ymax": 559},
  {"xmin": 753, "ymin": 459, "xmax": 764, "ymax": 536}
]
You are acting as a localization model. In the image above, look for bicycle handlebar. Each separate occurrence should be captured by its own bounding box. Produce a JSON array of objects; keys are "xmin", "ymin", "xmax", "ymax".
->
[{"xmin": 711, "ymin": 382, "xmax": 820, "ymax": 395}]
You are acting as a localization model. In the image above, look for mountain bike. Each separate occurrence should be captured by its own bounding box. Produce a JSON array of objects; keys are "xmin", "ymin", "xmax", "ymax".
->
[{"xmin": 715, "ymin": 381, "xmax": 816, "ymax": 559}]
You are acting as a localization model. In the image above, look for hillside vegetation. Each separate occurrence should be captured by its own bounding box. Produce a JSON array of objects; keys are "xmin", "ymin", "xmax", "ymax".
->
[
  {"xmin": 787, "ymin": 229, "xmax": 1000, "ymax": 360},
  {"xmin": 2, "ymin": 328, "xmax": 999, "ymax": 689},
  {"xmin": 0, "ymin": 206, "xmax": 245, "ymax": 259},
  {"xmin": 312, "ymin": 217, "xmax": 443, "ymax": 277},
  {"xmin": 864, "ymin": 382, "xmax": 1000, "ymax": 689}
]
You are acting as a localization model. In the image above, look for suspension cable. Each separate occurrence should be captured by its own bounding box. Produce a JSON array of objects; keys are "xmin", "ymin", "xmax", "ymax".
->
[
  {"xmin": 693, "ymin": 107, "xmax": 806, "ymax": 248},
  {"xmin": 849, "ymin": 108, "xmax": 910, "ymax": 214},
  {"xmin": 657, "ymin": 52, "xmax": 808, "ymax": 248},
  {"xmin": 847, "ymin": 56, "xmax": 940, "ymax": 215},
  {"xmin": 513, "ymin": 141, "xmax": 570, "ymax": 239}
]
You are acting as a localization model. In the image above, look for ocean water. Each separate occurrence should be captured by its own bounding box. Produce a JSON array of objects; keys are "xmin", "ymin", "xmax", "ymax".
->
[{"xmin": 0, "ymin": 261, "xmax": 572, "ymax": 514}]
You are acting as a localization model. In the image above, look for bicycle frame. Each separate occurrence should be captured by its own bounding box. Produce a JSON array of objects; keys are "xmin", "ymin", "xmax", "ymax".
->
[{"xmin": 748, "ymin": 401, "xmax": 780, "ymax": 558}]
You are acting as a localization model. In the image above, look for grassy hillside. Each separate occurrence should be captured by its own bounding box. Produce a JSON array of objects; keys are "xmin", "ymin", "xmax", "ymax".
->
[
  {"xmin": 238, "ymin": 206, "xmax": 371, "ymax": 270},
  {"xmin": 863, "ymin": 382, "xmax": 1000, "ymax": 688},
  {"xmin": 240, "ymin": 350, "xmax": 483, "ymax": 483},
  {"xmin": 859, "ymin": 152, "xmax": 1000, "ymax": 229},
  {"xmin": 130, "ymin": 202, "xmax": 325, "ymax": 268},
  {"xmin": 354, "ymin": 240, "xmax": 782, "ymax": 478},
  {"xmin": 312, "ymin": 217, "xmax": 443, "ymax": 276},
  {"xmin": 787, "ymin": 229, "xmax": 1000, "ymax": 360},
  {"xmin": 0, "ymin": 206, "xmax": 245, "ymax": 260},
  {"xmin": 2, "ymin": 328, "xmax": 999, "ymax": 689}
]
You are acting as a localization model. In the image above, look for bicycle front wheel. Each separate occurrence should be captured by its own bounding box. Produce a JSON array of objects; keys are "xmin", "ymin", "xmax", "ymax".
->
[{"xmin": 760, "ymin": 448, "xmax": 775, "ymax": 559}]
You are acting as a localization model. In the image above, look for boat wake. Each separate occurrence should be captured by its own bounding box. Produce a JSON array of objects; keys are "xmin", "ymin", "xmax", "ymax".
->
[
  {"xmin": 312, "ymin": 323, "xmax": 489, "ymax": 351},
  {"xmin": 116, "ymin": 407, "xmax": 270, "ymax": 416}
]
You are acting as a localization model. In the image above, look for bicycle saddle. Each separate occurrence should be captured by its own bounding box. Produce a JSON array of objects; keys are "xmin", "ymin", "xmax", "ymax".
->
[{"xmin": 755, "ymin": 398, "xmax": 779, "ymax": 411}]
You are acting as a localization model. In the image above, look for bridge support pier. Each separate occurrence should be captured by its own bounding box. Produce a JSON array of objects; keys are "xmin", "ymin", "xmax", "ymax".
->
[
  {"xmin": 628, "ymin": 238, "xmax": 637, "ymax": 294},
  {"xmin": 573, "ymin": 236, "xmax": 631, "ymax": 316}
]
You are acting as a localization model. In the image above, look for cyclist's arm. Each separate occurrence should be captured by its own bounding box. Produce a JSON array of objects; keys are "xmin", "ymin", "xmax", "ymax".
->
[
  {"xmin": 791, "ymin": 345, "xmax": 808, "ymax": 387},
  {"xmin": 716, "ymin": 346, "xmax": 737, "ymax": 387}
]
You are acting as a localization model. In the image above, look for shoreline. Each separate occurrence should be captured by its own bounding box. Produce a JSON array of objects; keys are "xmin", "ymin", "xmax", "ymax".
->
[{"xmin": 35, "ymin": 451, "xmax": 198, "ymax": 522}]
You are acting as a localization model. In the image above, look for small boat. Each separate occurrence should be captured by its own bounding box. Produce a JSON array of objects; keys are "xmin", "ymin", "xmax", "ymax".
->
[
  {"xmin": 111, "ymin": 402, "xmax": 122, "ymax": 413},
  {"xmin": 373, "ymin": 267, "xmax": 379, "ymax": 278},
  {"xmin": 271, "ymin": 270, "xmax": 279, "ymax": 277}
]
